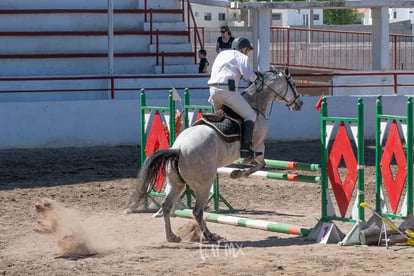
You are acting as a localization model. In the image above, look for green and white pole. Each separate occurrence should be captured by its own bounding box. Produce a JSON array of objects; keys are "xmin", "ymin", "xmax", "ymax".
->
[
  {"xmin": 217, "ymin": 167, "xmax": 320, "ymax": 184},
  {"xmin": 174, "ymin": 209, "xmax": 312, "ymax": 236},
  {"xmin": 236, "ymin": 158, "xmax": 320, "ymax": 171}
]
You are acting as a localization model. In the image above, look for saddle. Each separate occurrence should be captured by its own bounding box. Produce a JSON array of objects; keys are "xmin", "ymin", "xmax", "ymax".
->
[{"xmin": 192, "ymin": 105, "xmax": 243, "ymax": 143}]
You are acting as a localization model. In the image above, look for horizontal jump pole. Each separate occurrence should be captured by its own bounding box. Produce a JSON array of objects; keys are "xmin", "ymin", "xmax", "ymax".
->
[
  {"xmin": 217, "ymin": 167, "xmax": 320, "ymax": 184},
  {"xmin": 174, "ymin": 209, "xmax": 312, "ymax": 236},
  {"xmin": 236, "ymin": 158, "xmax": 320, "ymax": 171}
]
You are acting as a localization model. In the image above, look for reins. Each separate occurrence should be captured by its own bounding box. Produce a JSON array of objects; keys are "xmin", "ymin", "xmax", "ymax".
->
[
  {"xmin": 268, "ymin": 72, "xmax": 300, "ymax": 108},
  {"xmin": 244, "ymin": 70, "xmax": 299, "ymax": 119},
  {"xmin": 253, "ymin": 77, "xmax": 271, "ymax": 119}
]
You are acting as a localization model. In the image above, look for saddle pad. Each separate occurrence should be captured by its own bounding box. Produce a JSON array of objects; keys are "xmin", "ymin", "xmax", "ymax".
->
[{"xmin": 193, "ymin": 117, "xmax": 241, "ymax": 143}]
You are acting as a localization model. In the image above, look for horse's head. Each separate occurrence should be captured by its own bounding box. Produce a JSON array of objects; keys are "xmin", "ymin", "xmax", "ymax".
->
[{"xmin": 262, "ymin": 67, "xmax": 303, "ymax": 111}]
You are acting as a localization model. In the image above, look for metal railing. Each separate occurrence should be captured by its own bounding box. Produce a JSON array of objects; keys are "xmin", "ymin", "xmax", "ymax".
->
[
  {"xmin": 293, "ymin": 70, "xmax": 414, "ymax": 95},
  {"xmin": 0, "ymin": 74, "xmax": 210, "ymax": 100},
  {"xmin": 144, "ymin": 0, "xmax": 204, "ymax": 71},
  {"xmin": 1, "ymin": 71, "xmax": 414, "ymax": 100},
  {"xmin": 187, "ymin": 0, "xmax": 204, "ymax": 49},
  {"xmin": 271, "ymin": 26, "xmax": 414, "ymax": 70}
]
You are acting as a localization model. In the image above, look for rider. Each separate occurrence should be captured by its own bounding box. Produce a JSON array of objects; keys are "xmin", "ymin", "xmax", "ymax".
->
[{"xmin": 207, "ymin": 37, "xmax": 261, "ymax": 158}]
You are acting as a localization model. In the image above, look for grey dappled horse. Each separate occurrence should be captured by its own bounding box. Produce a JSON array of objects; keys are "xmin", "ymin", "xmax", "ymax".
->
[{"xmin": 125, "ymin": 67, "xmax": 303, "ymax": 242}]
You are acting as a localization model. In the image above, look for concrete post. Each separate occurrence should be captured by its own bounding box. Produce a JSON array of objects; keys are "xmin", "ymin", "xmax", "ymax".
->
[
  {"xmin": 251, "ymin": 8, "xmax": 259, "ymax": 70},
  {"xmin": 371, "ymin": 7, "xmax": 389, "ymax": 70},
  {"xmin": 107, "ymin": 0, "xmax": 114, "ymax": 75},
  {"xmin": 252, "ymin": 8, "xmax": 271, "ymax": 72}
]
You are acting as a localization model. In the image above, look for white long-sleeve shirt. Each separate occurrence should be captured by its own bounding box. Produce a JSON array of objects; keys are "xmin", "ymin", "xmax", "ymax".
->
[{"xmin": 207, "ymin": 50, "xmax": 257, "ymax": 90}]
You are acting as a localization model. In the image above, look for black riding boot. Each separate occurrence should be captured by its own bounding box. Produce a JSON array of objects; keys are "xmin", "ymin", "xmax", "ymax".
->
[{"xmin": 240, "ymin": 120, "xmax": 262, "ymax": 158}]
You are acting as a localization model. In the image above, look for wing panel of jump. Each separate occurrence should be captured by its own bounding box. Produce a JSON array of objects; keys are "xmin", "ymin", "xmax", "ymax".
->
[
  {"xmin": 145, "ymin": 111, "xmax": 170, "ymax": 192},
  {"xmin": 139, "ymin": 89, "xmax": 176, "ymax": 206},
  {"xmin": 327, "ymin": 122, "xmax": 358, "ymax": 218},
  {"xmin": 320, "ymin": 97, "xmax": 364, "ymax": 224},
  {"xmin": 380, "ymin": 121, "xmax": 406, "ymax": 213},
  {"xmin": 375, "ymin": 96, "xmax": 413, "ymax": 218}
]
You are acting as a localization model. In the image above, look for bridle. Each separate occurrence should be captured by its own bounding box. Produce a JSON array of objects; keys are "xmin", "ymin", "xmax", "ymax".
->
[
  {"xmin": 271, "ymin": 71, "xmax": 301, "ymax": 108},
  {"xmin": 246, "ymin": 70, "xmax": 300, "ymax": 119}
]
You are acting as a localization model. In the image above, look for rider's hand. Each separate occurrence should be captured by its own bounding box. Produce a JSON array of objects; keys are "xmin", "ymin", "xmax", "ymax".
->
[{"xmin": 254, "ymin": 71, "xmax": 263, "ymax": 82}]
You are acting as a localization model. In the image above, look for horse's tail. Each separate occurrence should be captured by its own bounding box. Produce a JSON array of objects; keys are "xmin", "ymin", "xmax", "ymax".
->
[{"xmin": 124, "ymin": 149, "xmax": 180, "ymax": 213}]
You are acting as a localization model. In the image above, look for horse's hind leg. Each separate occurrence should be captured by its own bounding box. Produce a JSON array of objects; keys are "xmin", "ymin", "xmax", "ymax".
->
[
  {"xmin": 162, "ymin": 176, "xmax": 186, "ymax": 242},
  {"xmin": 230, "ymin": 158, "xmax": 265, "ymax": 179},
  {"xmin": 193, "ymin": 187, "xmax": 221, "ymax": 242}
]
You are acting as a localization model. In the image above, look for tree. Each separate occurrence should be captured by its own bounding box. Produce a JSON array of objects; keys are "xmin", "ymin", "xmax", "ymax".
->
[
  {"xmin": 323, "ymin": 9, "xmax": 360, "ymax": 25},
  {"xmin": 231, "ymin": 0, "xmax": 360, "ymax": 25}
]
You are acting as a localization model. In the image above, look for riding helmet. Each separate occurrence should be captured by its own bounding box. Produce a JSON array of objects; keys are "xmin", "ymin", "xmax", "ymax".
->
[{"xmin": 231, "ymin": 37, "xmax": 254, "ymax": 51}]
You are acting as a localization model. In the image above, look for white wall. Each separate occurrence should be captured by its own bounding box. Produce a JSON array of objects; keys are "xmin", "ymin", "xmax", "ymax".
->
[
  {"xmin": 282, "ymin": 9, "xmax": 323, "ymax": 26},
  {"xmin": 389, "ymin": 8, "xmax": 414, "ymax": 23},
  {"xmin": 331, "ymin": 73, "xmax": 414, "ymax": 96},
  {"xmin": 0, "ymin": 100, "xmax": 140, "ymax": 148},
  {"xmin": 191, "ymin": 3, "xmax": 242, "ymax": 28},
  {"xmin": 0, "ymin": 95, "xmax": 412, "ymax": 149},
  {"xmin": 191, "ymin": 4, "xmax": 323, "ymax": 28},
  {"xmin": 361, "ymin": 8, "xmax": 413, "ymax": 26}
]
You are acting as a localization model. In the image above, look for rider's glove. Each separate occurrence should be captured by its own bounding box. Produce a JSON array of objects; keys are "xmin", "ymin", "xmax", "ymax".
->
[{"xmin": 254, "ymin": 71, "xmax": 263, "ymax": 82}]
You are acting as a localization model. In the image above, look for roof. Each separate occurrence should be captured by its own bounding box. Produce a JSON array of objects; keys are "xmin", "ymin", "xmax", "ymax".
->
[{"xmin": 190, "ymin": 0, "xmax": 230, "ymax": 8}]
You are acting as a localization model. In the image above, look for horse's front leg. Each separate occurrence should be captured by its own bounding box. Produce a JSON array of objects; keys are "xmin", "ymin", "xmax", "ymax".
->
[{"xmin": 230, "ymin": 155, "xmax": 265, "ymax": 179}]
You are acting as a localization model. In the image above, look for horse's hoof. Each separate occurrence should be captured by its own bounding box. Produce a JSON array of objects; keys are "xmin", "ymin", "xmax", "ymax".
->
[
  {"xmin": 207, "ymin": 233, "xmax": 223, "ymax": 242},
  {"xmin": 122, "ymin": 208, "xmax": 132, "ymax": 214},
  {"xmin": 152, "ymin": 208, "xmax": 163, "ymax": 218},
  {"xmin": 240, "ymin": 157, "xmax": 256, "ymax": 165},
  {"xmin": 230, "ymin": 170, "xmax": 242, "ymax": 179},
  {"xmin": 167, "ymin": 234, "xmax": 182, "ymax": 243}
]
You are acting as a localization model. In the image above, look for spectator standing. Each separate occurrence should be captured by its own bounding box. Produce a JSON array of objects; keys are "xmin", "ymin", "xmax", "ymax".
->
[
  {"xmin": 198, "ymin": 49, "xmax": 209, "ymax": 73},
  {"xmin": 216, "ymin": 26, "xmax": 234, "ymax": 53}
]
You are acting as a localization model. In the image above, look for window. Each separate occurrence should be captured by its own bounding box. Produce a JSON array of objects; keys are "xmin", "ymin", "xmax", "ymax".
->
[
  {"xmin": 204, "ymin": 12, "xmax": 212, "ymax": 21},
  {"xmin": 218, "ymin": 13, "xmax": 226, "ymax": 21},
  {"xmin": 313, "ymin": 14, "xmax": 319, "ymax": 21},
  {"xmin": 303, "ymin": 14, "xmax": 308, "ymax": 26},
  {"xmin": 393, "ymin": 9, "xmax": 397, "ymax": 19},
  {"xmin": 272, "ymin": 13, "xmax": 281, "ymax": 20}
]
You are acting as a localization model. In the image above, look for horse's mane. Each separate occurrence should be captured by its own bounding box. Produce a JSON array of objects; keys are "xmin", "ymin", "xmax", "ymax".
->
[{"xmin": 242, "ymin": 69, "xmax": 278, "ymax": 96}]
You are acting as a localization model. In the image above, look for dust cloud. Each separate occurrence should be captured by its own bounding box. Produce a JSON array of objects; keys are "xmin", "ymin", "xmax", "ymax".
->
[
  {"xmin": 34, "ymin": 198, "xmax": 117, "ymax": 257},
  {"xmin": 177, "ymin": 220, "xmax": 203, "ymax": 242}
]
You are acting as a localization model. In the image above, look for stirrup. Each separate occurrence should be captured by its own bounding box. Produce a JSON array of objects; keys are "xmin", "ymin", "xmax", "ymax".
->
[{"xmin": 240, "ymin": 146, "xmax": 262, "ymax": 158}]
